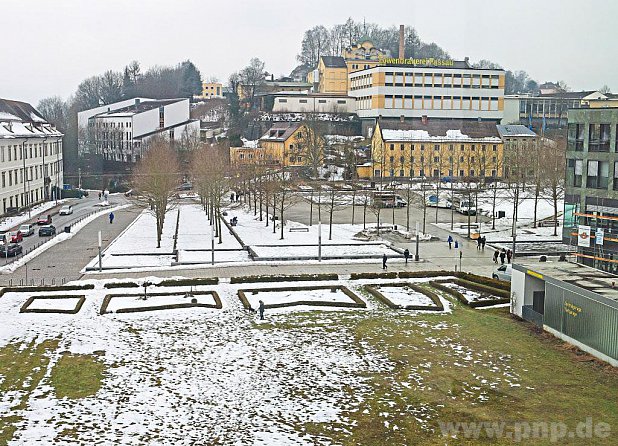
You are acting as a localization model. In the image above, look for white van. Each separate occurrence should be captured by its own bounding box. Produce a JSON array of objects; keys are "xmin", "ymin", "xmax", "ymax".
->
[{"xmin": 492, "ymin": 264, "xmax": 512, "ymax": 282}]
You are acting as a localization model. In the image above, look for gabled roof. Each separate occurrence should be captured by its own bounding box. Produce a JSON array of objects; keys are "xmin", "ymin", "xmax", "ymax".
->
[
  {"xmin": 539, "ymin": 90, "xmax": 605, "ymax": 99},
  {"xmin": 321, "ymin": 56, "xmax": 347, "ymax": 68},
  {"xmin": 0, "ymin": 98, "xmax": 46, "ymax": 123},
  {"xmin": 496, "ymin": 125, "xmax": 537, "ymax": 138},
  {"xmin": 378, "ymin": 120, "xmax": 501, "ymax": 142},
  {"xmin": 259, "ymin": 122, "xmax": 302, "ymax": 142},
  {"xmin": 94, "ymin": 99, "xmax": 185, "ymax": 118},
  {"xmin": 0, "ymin": 98, "xmax": 62, "ymax": 139}
]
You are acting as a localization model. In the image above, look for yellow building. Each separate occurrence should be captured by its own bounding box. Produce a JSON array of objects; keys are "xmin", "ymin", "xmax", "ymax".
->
[
  {"xmin": 342, "ymin": 39, "xmax": 386, "ymax": 74},
  {"xmin": 230, "ymin": 123, "xmax": 315, "ymax": 169},
  {"xmin": 363, "ymin": 120, "xmax": 504, "ymax": 180},
  {"xmin": 201, "ymin": 82, "xmax": 223, "ymax": 99},
  {"xmin": 316, "ymin": 56, "xmax": 348, "ymax": 94}
]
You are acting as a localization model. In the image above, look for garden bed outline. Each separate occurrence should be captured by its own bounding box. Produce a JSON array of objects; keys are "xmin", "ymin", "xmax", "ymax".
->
[
  {"xmin": 429, "ymin": 279, "xmax": 510, "ymax": 308},
  {"xmin": 20, "ymin": 294, "xmax": 86, "ymax": 314},
  {"xmin": 364, "ymin": 282, "xmax": 444, "ymax": 311},
  {"xmin": 237, "ymin": 285, "xmax": 366, "ymax": 311},
  {"xmin": 100, "ymin": 290, "xmax": 223, "ymax": 315}
]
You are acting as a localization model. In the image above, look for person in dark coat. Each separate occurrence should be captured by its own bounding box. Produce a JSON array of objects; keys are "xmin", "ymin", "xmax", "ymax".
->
[
  {"xmin": 109, "ymin": 212, "xmax": 114, "ymax": 224},
  {"xmin": 481, "ymin": 236, "xmax": 486, "ymax": 250},
  {"xmin": 404, "ymin": 248, "xmax": 410, "ymax": 264},
  {"xmin": 447, "ymin": 235, "xmax": 453, "ymax": 249},
  {"xmin": 477, "ymin": 236, "xmax": 482, "ymax": 250},
  {"xmin": 454, "ymin": 240, "xmax": 459, "ymax": 249},
  {"xmin": 493, "ymin": 249, "xmax": 499, "ymax": 263},
  {"xmin": 382, "ymin": 254, "xmax": 388, "ymax": 270},
  {"xmin": 507, "ymin": 249, "xmax": 513, "ymax": 263},
  {"xmin": 500, "ymin": 248, "xmax": 506, "ymax": 265},
  {"xmin": 258, "ymin": 300, "xmax": 265, "ymax": 320}
]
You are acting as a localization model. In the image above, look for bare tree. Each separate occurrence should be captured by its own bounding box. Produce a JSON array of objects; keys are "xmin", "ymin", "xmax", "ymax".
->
[
  {"xmin": 543, "ymin": 136, "xmax": 566, "ymax": 236},
  {"xmin": 133, "ymin": 137, "xmax": 180, "ymax": 248},
  {"xmin": 322, "ymin": 182, "xmax": 347, "ymax": 240},
  {"xmin": 296, "ymin": 119, "xmax": 326, "ymax": 179},
  {"xmin": 239, "ymin": 58, "xmax": 266, "ymax": 109}
]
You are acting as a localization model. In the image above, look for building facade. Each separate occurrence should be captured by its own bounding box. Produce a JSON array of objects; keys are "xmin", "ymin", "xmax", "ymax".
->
[
  {"xmin": 564, "ymin": 107, "xmax": 618, "ymax": 273},
  {"xmin": 271, "ymin": 93, "xmax": 356, "ymax": 114},
  {"xmin": 0, "ymin": 99, "xmax": 63, "ymax": 215},
  {"xmin": 201, "ymin": 82, "xmax": 223, "ymax": 99},
  {"xmin": 349, "ymin": 60, "xmax": 505, "ymax": 121},
  {"xmin": 84, "ymin": 98, "xmax": 200, "ymax": 163},
  {"xmin": 365, "ymin": 120, "xmax": 503, "ymax": 180},
  {"xmin": 230, "ymin": 123, "xmax": 315, "ymax": 169}
]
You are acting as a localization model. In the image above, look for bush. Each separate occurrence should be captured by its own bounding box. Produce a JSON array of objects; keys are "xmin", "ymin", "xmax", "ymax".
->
[
  {"xmin": 0, "ymin": 284, "xmax": 94, "ymax": 299},
  {"xmin": 456, "ymin": 272, "xmax": 510, "ymax": 291},
  {"xmin": 350, "ymin": 272, "xmax": 397, "ymax": 280},
  {"xmin": 230, "ymin": 273, "xmax": 338, "ymax": 284},
  {"xmin": 104, "ymin": 282, "xmax": 140, "ymax": 289},
  {"xmin": 398, "ymin": 270, "xmax": 454, "ymax": 279},
  {"xmin": 157, "ymin": 278, "xmax": 219, "ymax": 287}
]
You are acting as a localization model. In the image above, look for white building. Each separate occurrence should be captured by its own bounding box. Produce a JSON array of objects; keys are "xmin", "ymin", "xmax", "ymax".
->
[
  {"xmin": 83, "ymin": 98, "xmax": 200, "ymax": 163},
  {"xmin": 348, "ymin": 60, "xmax": 505, "ymax": 121},
  {"xmin": 0, "ymin": 99, "xmax": 63, "ymax": 216},
  {"xmin": 271, "ymin": 92, "xmax": 356, "ymax": 114}
]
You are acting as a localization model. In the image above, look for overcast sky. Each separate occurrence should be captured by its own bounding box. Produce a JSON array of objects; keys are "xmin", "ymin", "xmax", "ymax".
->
[{"xmin": 2, "ymin": 0, "xmax": 616, "ymax": 105}]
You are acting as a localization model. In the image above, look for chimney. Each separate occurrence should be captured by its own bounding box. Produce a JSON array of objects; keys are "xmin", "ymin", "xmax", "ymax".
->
[
  {"xmin": 271, "ymin": 74, "xmax": 274, "ymax": 81},
  {"xmin": 399, "ymin": 25, "xmax": 405, "ymax": 60},
  {"xmin": 464, "ymin": 56, "xmax": 470, "ymax": 67},
  {"xmin": 135, "ymin": 98, "xmax": 141, "ymax": 105},
  {"xmin": 421, "ymin": 115, "xmax": 428, "ymax": 125}
]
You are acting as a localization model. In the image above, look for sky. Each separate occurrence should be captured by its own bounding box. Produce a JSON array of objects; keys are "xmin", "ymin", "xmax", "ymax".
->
[{"xmin": 1, "ymin": 0, "xmax": 617, "ymax": 105}]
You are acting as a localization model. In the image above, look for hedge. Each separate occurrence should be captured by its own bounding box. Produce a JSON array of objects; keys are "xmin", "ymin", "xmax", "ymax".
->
[
  {"xmin": 0, "ymin": 284, "xmax": 94, "ymax": 299},
  {"xmin": 157, "ymin": 278, "xmax": 219, "ymax": 287},
  {"xmin": 350, "ymin": 272, "xmax": 398, "ymax": 280},
  {"xmin": 364, "ymin": 282, "xmax": 444, "ymax": 311},
  {"xmin": 397, "ymin": 270, "xmax": 455, "ymax": 279},
  {"xmin": 237, "ymin": 285, "xmax": 365, "ymax": 311},
  {"xmin": 230, "ymin": 273, "xmax": 338, "ymax": 284},
  {"xmin": 457, "ymin": 272, "xmax": 511, "ymax": 291},
  {"xmin": 100, "ymin": 290, "xmax": 222, "ymax": 315},
  {"xmin": 429, "ymin": 279, "xmax": 510, "ymax": 308},
  {"xmin": 104, "ymin": 282, "xmax": 140, "ymax": 289},
  {"xmin": 20, "ymin": 295, "xmax": 86, "ymax": 314}
]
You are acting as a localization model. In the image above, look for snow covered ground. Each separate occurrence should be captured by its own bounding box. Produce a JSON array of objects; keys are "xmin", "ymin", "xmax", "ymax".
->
[
  {"xmin": 244, "ymin": 287, "xmax": 358, "ymax": 309},
  {"xmin": 251, "ymin": 243, "xmax": 395, "ymax": 259},
  {"xmin": 24, "ymin": 296, "xmax": 82, "ymax": 312},
  {"xmin": 104, "ymin": 292, "xmax": 218, "ymax": 313}
]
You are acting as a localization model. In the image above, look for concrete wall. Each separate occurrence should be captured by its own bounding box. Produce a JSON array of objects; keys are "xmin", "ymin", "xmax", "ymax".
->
[{"xmin": 272, "ymin": 96, "xmax": 356, "ymax": 114}]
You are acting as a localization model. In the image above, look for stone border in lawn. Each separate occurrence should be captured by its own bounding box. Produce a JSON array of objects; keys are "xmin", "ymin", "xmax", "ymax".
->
[
  {"xmin": 103, "ymin": 277, "xmax": 219, "ymax": 289},
  {"xmin": 230, "ymin": 273, "xmax": 338, "ymax": 284},
  {"xmin": 237, "ymin": 285, "xmax": 366, "ymax": 311},
  {"xmin": 364, "ymin": 282, "xmax": 444, "ymax": 311},
  {"xmin": 100, "ymin": 290, "xmax": 222, "ymax": 315},
  {"xmin": 0, "ymin": 284, "xmax": 94, "ymax": 299},
  {"xmin": 20, "ymin": 295, "xmax": 86, "ymax": 314},
  {"xmin": 429, "ymin": 279, "xmax": 510, "ymax": 308}
]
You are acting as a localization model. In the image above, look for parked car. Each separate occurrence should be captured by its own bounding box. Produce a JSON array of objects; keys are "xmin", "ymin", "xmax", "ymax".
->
[
  {"xmin": 37, "ymin": 214, "xmax": 52, "ymax": 225},
  {"xmin": 19, "ymin": 224, "xmax": 34, "ymax": 237},
  {"xmin": 38, "ymin": 225, "xmax": 56, "ymax": 237},
  {"xmin": 3, "ymin": 231, "xmax": 23, "ymax": 243},
  {"xmin": 59, "ymin": 205, "xmax": 73, "ymax": 215},
  {"xmin": 0, "ymin": 243, "xmax": 22, "ymax": 257},
  {"xmin": 492, "ymin": 264, "xmax": 512, "ymax": 282}
]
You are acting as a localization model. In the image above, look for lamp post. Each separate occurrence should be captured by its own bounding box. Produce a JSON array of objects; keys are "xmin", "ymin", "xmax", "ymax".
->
[
  {"xmin": 211, "ymin": 218, "xmax": 215, "ymax": 265},
  {"xmin": 98, "ymin": 230, "xmax": 103, "ymax": 272},
  {"xmin": 414, "ymin": 221, "xmax": 420, "ymax": 261},
  {"xmin": 318, "ymin": 220, "xmax": 322, "ymax": 262}
]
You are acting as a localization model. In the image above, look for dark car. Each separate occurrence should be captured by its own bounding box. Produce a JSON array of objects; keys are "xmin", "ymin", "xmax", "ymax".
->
[
  {"xmin": 37, "ymin": 214, "xmax": 52, "ymax": 225},
  {"xmin": 0, "ymin": 243, "xmax": 23, "ymax": 257},
  {"xmin": 38, "ymin": 225, "xmax": 56, "ymax": 237}
]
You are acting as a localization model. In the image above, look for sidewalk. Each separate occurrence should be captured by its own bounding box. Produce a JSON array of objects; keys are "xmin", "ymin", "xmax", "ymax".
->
[{"xmin": 2, "ymin": 207, "xmax": 140, "ymax": 286}]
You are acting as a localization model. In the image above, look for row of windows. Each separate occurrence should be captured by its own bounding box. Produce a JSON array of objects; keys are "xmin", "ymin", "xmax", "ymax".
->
[
  {"xmin": 0, "ymin": 142, "xmax": 61, "ymax": 163},
  {"xmin": 90, "ymin": 120, "xmax": 132, "ymax": 128},
  {"xmin": 374, "ymin": 168, "xmax": 498, "ymax": 178},
  {"xmin": 2, "ymin": 188, "xmax": 47, "ymax": 214},
  {"xmin": 568, "ymin": 159, "xmax": 618, "ymax": 190},
  {"xmin": 569, "ymin": 123, "xmax": 617, "ymax": 152},
  {"xmin": 382, "ymin": 95, "xmax": 500, "ymax": 112},
  {"xmin": 350, "ymin": 72, "xmax": 501, "ymax": 91},
  {"xmin": 278, "ymin": 99, "xmax": 347, "ymax": 105},
  {"xmin": 0, "ymin": 162, "xmax": 61, "ymax": 189},
  {"xmin": 388, "ymin": 143, "xmax": 498, "ymax": 152},
  {"xmin": 383, "ymin": 155, "xmax": 498, "ymax": 164}
]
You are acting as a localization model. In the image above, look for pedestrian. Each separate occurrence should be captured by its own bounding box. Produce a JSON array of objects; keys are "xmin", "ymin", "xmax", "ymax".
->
[
  {"xmin": 493, "ymin": 249, "xmax": 499, "ymax": 263},
  {"xmin": 98, "ymin": 192, "xmax": 101, "ymax": 200},
  {"xmin": 230, "ymin": 192, "xmax": 235, "ymax": 202},
  {"xmin": 447, "ymin": 235, "xmax": 453, "ymax": 249},
  {"xmin": 454, "ymin": 240, "xmax": 459, "ymax": 249},
  {"xmin": 507, "ymin": 249, "xmax": 513, "ymax": 264},
  {"xmin": 500, "ymin": 248, "xmax": 506, "ymax": 265},
  {"xmin": 481, "ymin": 236, "xmax": 486, "ymax": 250},
  {"xmin": 109, "ymin": 212, "xmax": 114, "ymax": 224},
  {"xmin": 477, "ymin": 236, "xmax": 482, "ymax": 250},
  {"xmin": 382, "ymin": 253, "xmax": 388, "ymax": 270},
  {"xmin": 404, "ymin": 248, "xmax": 410, "ymax": 264},
  {"xmin": 258, "ymin": 300, "xmax": 265, "ymax": 320}
]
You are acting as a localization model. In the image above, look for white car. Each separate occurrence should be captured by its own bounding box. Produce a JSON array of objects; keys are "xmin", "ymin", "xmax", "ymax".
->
[
  {"xmin": 59, "ymin": 205, "xmax": 73, "ymax": 215},
  {"xmin": 18, "ymin": 224, "xmax": 34, "ymax": 237},
  {"xmin": 492, "ymin": 264, "xmax": 512, "ymax": 282}
]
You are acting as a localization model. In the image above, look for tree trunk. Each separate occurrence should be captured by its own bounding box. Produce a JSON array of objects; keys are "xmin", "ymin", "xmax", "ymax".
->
[
  {"xmin": 309, "ymin": 190, "xmax": 313, "ymax": 226},
  {"xmin": 280, "ymin": 196, "xmax": 285, "ymax": 240},
  {"xmin": 363, "ymin": 202, "xmax": 367, "ymax": 229},
  {"xmin": 533, "ymin": 182, "xmax": 540, "ymax": 228},
  {"xmin": 492, "ymin": 185, "xmax": 497, "ymax": 230},
  {"xmin": 351, "ymin": 189, "xmax": 356, "ymax": 225},
  {"xmin": 329, "ymin": 200, "xmax": 334, "ymax": 240}
]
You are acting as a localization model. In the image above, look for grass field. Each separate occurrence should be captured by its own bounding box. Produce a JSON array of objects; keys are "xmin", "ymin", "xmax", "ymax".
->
[{"xmin": 0, "ymin": 283, "xmax": 616, "ymax": 445}]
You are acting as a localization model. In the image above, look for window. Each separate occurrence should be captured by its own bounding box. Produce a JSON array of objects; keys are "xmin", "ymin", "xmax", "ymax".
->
[
  {"xmin": 389, "ymin": 156, "xmax": 394, "ymax": 162},
  {"xmin": 434, "ymin": 156, "xmax": 439, "ymax": 163},
  {"xmin": 318, "ymin": 100, "xmax": 326, "ymax": 103},
  {"xmin": 420, "ymin": 145, "xmax": 425, "ymax": 151},
  {"xmin": 390, "ymin": 144, "xmax": 395, "ymax": 150},
  {"xmin": 400, "ymin": 156, "xmax": 405, "ymax": 163},
  {"xmin": 586, "ymin": 160, "xmax": 608, "ymax": 188},
  {"xmin": 492, "ymin": 145, "xmax": 497, "ymax": 151},
  {"xmin": 434, "ymin": 144, "xmax": 439, "ymax": 151},
  {"xmin": 278, "ymin": 99, "xmax": 287, "ymax": 103},
  {"xmin": 299, "ymin": 99, "xmax": 307, "ymax": 103},
  {"xmin": 614, "ymin": 162, "xmax": 618, "ymax": 190},
  {"xmin": 400, "ymin": 144, "xmax": 404, "ymax": 150},
  {"xmin": 337, "ymin": 100, "xmax": 346, "ymax": 104}
]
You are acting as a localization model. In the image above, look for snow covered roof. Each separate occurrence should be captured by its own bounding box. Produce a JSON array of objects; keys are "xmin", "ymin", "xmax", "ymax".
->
[
  {"xmin": 260, "ymin": 122, "xmax": 302, "ymax": 142},
  {"xmin": 93, "ymin": 99, "xmax": 186, "ymax": 118},
  {"xmin": 379, "ymin": 120, "xmax": 501, "ymax": 142},
  {"xmin": 496, "ymin": 125, "xmax": 537, "ymax": 138},
  {"xmin": 241, "ymin": 138, "xmax": 259, "ymax": 148},
  {"xmin": 0, "ymin": 98, "xmax": 62, "ymax": 139}
]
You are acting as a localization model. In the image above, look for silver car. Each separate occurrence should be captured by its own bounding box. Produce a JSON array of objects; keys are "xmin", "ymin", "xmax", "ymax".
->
[
  {"xmin": 18, "ymin": 224, "xmax": 34, "ymax": 237},
  {"xmin": 492, "ymin": 264, "xmax": 512, "ymax": 282}
]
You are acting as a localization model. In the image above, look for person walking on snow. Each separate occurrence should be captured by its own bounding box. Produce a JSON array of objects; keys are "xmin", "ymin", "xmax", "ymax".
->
[
  {"xmin": 447, "ymin": 235, "xmax": 453, "ymax": 249},
  {"xmin": 258, "ymin": 300, "xmax": 265, "ymax": 320},
  {"xmin": 481, "ymin": 236, "xmax": 486, "ymax": 250},
  {"xmin": 454, "ymin": 240, "xmax": 459, "ymax": 249},
  {"xmin": 507, "ymin": 249, "xmax": 513, "ymax": 264},
  {"xmin": 382, "ymin": 254, "xmax": 388, "ymax": 270},
  {"xmin": 500, "ymin": 248, "xmax": 506, "ymax": 265},
  {"xmin": 493, "ymin": 249, "xmax": 499, "ymax": 263},
  {"xmin": 404, "ymin": 248, "xmax": 410, "ymax": 264},
  {"xmin": 109, "ymin": 212, "xmax": 114, "ymax": 224},
  {"xmin": 477, "ymin": 236, "xmax": 482, "ymax": 250}
]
